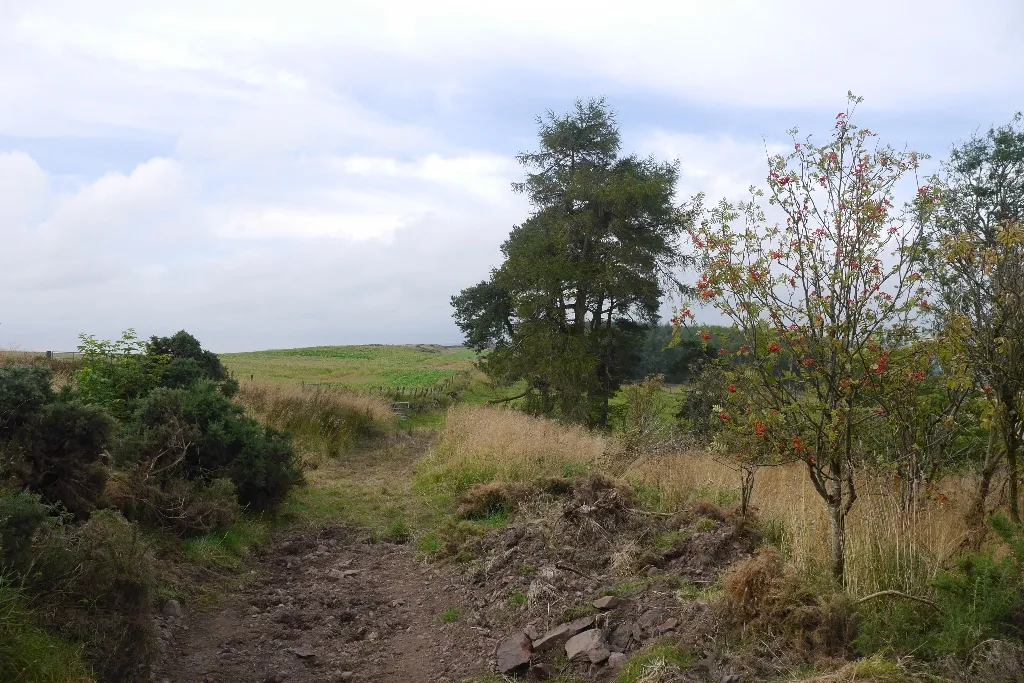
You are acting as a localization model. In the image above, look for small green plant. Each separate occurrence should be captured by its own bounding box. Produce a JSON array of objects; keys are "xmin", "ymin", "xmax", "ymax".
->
[
  {"xmin": 517, "ymin": 563, "xmax": 538, "ymax": 576},
  {"xmin": 383, "ymin": 516, "xmax": 410, "ymax": 543},
  {"xmin": 617, "ymin": 643, "xmax": 692, "ymax": 683},
  {"xmin": 693, "ymin": 517, "xmax": 718, "ymax": 533},
  {"xmin": 602, "ymin": 578, "xmax": 652, "ymax": 597},
  {"xmin": 507, "ymin": 590, "xmax": 527, "ymax": 609},
  {"xmin": 417, "ymin": 534, "xmax": 442, "ymax": 554},
  {"xmin": 653, "ymin": 530, "xmax": 689, "ymax": 550},
  {"xmin": 561, "ymin": 603, "xmax": 597, "ymax": 622},
  {"xmin": 183, "ymin": 518, "xmax": 269, "ymax": 570},
  {"xmin": 760, "ymin": 517, "xmax": 790, "ymax": 554},
  {"xmin": 560, "ymin": 460, "xmax": 591, "ymax": 478},
  {"xmin": 439, "ymin": 606, "xmax": 460, "ymax": 623}
]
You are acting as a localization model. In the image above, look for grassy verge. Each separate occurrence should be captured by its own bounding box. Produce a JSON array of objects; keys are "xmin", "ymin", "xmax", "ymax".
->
[{"xmin": 0, "ymin": 581, "xmax": 93, "ymax": 683}]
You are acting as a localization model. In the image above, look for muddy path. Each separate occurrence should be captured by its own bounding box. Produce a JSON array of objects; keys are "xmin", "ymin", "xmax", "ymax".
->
[
  {"xmin": 158, "ymin": 526, "xmax": 495, "ymax": 683},
  {"xmin": 156, "ymin": 431, "xmax": 498, "ymax": 683},
  {"xmin": 153, "ymin": 430, "xmax": 761, "ymax": 683}
]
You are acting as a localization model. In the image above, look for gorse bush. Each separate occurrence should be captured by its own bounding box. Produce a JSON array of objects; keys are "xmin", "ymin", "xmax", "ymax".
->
[
  {"xmin": 0, "ymin": 329, "xmax": 302, "ymax": 680},
  {"xmin": 0, "ymin": 364, "xmax": 53, "ymax": 440},
  {"xmin": 856, "ymin": 514, "xmax": 1024, "ymax": 661},
  {"xmin": 120, "ymin": 381, "xmax": 301, "ymax": 513}
]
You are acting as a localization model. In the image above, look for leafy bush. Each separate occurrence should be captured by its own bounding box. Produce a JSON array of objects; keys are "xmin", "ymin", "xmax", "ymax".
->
[
  {"xmin": 0, "ymin": 364, "xmax": 53, "ymax": 441},
  {"xmin": 75, "ymin": 330, "xmax": 167, "ymax": 420},
  {"xmin": 0, "ymin": 491, "xmax": 58, "ymax": 568},
  {"xmin": 16, "ymin": 399, "xmax": 115, "ymax": 518},
  {"xmin": 123, "ymin": 382, "xmax": 301, "ymax": 512}
]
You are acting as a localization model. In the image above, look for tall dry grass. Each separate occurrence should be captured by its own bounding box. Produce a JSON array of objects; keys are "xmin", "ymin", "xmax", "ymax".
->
[
  {"xmin": 237, "ymin": 381, "xmax": 397, "ymax": 464},
  {"xmin": 0, "ymin": 351, "xmax": 80, "ymax": 388},
  {"xmin": 625, "ymin": 452, "xmax": 971, "ymax": 595},
  {"xmin": 428, "ymin": 404, "xmax": 972, "ymax": 596},
  {"xmin": 414, "ymin": 404, "xmax": 617, "ymax": 503}
]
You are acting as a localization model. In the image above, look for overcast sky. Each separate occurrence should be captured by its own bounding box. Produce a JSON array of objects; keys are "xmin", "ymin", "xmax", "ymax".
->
[{"xmin": 2, "ymin": 1, "xmax": 1022, "ymax": 352}]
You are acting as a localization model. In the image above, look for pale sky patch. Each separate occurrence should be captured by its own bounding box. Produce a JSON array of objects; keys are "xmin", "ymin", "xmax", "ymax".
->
[{"xmin": 1, "ymin": 0, "xmax": 1021, "ymax": 350}]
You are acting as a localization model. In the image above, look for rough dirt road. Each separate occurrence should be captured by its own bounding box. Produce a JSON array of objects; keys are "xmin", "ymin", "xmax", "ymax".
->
[{"xmin": 157, "ymin": 526, "xmax": 496, "ymax": 683}]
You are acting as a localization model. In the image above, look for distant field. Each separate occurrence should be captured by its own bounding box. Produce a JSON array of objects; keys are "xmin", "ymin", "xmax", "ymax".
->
[{"xmin": 220, "ymin": 344, "xmax": 478, "ymax": 389}]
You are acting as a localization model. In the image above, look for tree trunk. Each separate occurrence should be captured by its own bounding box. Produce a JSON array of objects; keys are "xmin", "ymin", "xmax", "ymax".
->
[
  {"xmin": 1005, "ymin": 413, "xmax": 1021, "ymax": 523},
  {"xmin": 967, "ymin": 423, "xmax": 1001, "ymax": 543},
  {"xmin": 601, "ymin": 303, "xmax": 613, "ymax": 429},
  {"xmin": 827, "ymin": 496, "xmax": 846, "ymax": 584}
]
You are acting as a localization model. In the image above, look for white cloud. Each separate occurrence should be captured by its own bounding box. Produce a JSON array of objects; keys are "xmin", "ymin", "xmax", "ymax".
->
[
  {"xmin": 640, "ymin": 131, "xmax": 790, "ymax": 204},
  {"xmin": 2, "ymin": 0, "xmax": 1020, "ymax": 348}
]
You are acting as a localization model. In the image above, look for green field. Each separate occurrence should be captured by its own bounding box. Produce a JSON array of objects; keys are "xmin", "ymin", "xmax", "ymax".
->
[{"xmin": 220, "ymin": 344, "xmax": 478, "ymax": 389}]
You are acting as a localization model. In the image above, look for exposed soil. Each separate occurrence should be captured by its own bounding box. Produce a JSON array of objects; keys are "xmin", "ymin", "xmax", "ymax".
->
[
  {"xmin": 157, "ymin": 527, "xmax": 496, "ymax": 683},
  {"xmin": 153, "ymin": 436, "xmax": 762, "ymax": 683}
]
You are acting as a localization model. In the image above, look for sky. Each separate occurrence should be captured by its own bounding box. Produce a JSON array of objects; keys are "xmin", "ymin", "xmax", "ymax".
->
[{"xmin": 1, "ymin": 0, "xmax": 1022, "ymax": 352}]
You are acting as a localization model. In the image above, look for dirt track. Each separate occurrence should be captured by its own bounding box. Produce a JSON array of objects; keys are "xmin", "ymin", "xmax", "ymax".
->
[{"xmin": 158, "ymin": 526, "xmax": 495, "ymax": 683}]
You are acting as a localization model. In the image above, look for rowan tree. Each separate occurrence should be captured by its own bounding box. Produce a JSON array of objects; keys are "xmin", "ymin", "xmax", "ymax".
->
[
  {"xmin": 929, "ymin": 114, "xmax": 1024, "ymax": 524},
  {"xmin": 682, "ymin": 94, "xmax": 934, "ymax": 582}
]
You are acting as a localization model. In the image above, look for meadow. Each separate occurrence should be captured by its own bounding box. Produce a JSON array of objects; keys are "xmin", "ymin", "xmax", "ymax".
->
[{"xmin": 219, "ymin": 344, "xmax": 476, "ymax": 389}]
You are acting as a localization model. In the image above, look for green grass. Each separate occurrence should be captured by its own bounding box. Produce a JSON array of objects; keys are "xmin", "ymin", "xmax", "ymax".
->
[
  {"xmin": 617, "ymin": 644, "xmax": 692, "ymax": 683},
  {"xmin": 182, "ymin": 518, "xmax": 270, "ymax": 570},
  {"xmin": 0, "ymin": 581, "xmax": 94, "ymax": 683},
  {"xmin": 439, "ymin": 606, "xmax": 460, "ymax": 623},
  {"xmin": 507, "ymin": 590, "xmax": 527, "ymax": 609},
  {"xmin": 653, "ymin": 530, "xmax": 690, "ymax": 550},
  {"xmin": 221, "ymin": 344, "xmax": 476, "ymax": 390}
]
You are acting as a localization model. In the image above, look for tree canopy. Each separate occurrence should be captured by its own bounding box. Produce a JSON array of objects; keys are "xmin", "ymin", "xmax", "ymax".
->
[{"xmin": 452, "ymin": 98, "xmax": 697, "ymax": 425}]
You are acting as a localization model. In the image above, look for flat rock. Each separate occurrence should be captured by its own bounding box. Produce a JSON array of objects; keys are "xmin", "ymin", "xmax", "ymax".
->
[
  {"xmin": 531, "ymin": 615, "xmax": 595, "ymax": 653},
  {"xmin": 656, "ymin": 617, "xmax": 679, "ymax": 634},
  {"xmin": 523, "ymin": 624, "xmax": 540, "ymax": 641},
  {"xmin": 637, "ymin": 608, "xmax": 666, "ymax": 632},
  {"xmin": 565, "ymin": 629, "xmax": 610, "ymax": 664},
  {"xmin": 593, "ymin": 595, "xmax": 621, "ymax": 610},
  {"xmin": 291, "ymin": 646, "xmax": 316, "ymax": 659},
  {"xmin": 495, "ymin": 632, "xmax": 532, "ymax": 674}
]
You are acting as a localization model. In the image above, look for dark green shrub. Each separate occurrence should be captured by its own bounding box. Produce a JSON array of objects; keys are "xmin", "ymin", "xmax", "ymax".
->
[
  {"xmin": 149, "ymin": 330, "xmax": 228, "ymax": 382},
  {"xmin": 676, "ymin": 362, "xmax": 730, "ymax": 440},
  {"xmin": 0, "ymin": 491, "xmax": 58, "ymax": 568},
  {"xmin": 31, "ymin": 509, "xmax": 156, "ymax": 682},
  {"xmin": 0, "ymin": 365, "xmax": 52, "ymax": 441},
  {"xmin": 124, "ymin": 382, "xmax": 301, "ymax": 513},
  {"xmin": 18, "ymin": 400, "xmax": 115, "ymax": 518},
  {"xmin": 856, "ymin": 514, "xmax": 1024, "ymax": 660}
]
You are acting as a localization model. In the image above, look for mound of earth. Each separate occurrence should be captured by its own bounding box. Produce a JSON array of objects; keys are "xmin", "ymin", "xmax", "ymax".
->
[{"xmin": 445, "ymin": 475, "xmax": 760, "ymax": 680}]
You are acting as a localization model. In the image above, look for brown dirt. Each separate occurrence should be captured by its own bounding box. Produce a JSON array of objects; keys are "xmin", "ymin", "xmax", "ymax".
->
[
  {"xmin": 155, "ymin": 527, "xmax": 497, "ymax": 683},
  {"xmin": 152, "ymin": 440, "xmax": 765, "ymax": 683}
]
